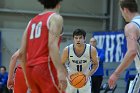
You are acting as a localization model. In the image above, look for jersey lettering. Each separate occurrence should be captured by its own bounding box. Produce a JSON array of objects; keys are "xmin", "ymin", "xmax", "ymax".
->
[{"xmin": 72, "ymin": 60, "xmax": 87, "ymax": 64}]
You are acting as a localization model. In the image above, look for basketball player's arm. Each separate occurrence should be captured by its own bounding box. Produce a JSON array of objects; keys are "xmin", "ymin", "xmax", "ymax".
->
[
  {"xmin": 61, "ymin": 47, "xmax": 68, "ymax": 64},
  {"xmin": 18, "ymin": 23, "xmax": 30, "ymax": 89},
  {"xmin": 49, "ymin": 14, "xmax": 67, "ymax": 90},
  {"xmin": 61, "ymin": 47, "xmax": 68, "ymax": 75},
  {"xmin": 7, "ymin": 50, "xmax": 19, "ymax": 89},
  {"xmin": 87, "ymin": 46, "xmax": 99, "ymax": 77},
  {"xmin": 49, "ymin": 14, "xmax": 67, "ymax": 74},
  {"xmin": 108, "ymin": 23, "xmax": 138, "ymax": 88}
]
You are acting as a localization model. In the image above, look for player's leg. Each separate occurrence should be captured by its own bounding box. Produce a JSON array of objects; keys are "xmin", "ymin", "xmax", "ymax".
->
[
  {"xmin": 31, "ymin": 62, "xmax": 61, "ymax": 93},
  {"xmin": 26, "ymin": 66, "xmax": 41, "ymax": 93},
  {"xmin": 14, "ymin": 67, "xmax": 28, "ymax": 93},
  {"xmin": 79, "ymin": 79, "xmax": 91, "ymax": 93},
  {"xmin": 91, "ymin": 76, "xmax": 103, "ymax": 93},
  {"xmin": 128, "ymin": 73, "xmax": 140, "ymax": 93}
]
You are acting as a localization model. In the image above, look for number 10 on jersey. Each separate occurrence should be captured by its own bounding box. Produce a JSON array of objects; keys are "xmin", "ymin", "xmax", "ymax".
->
[{"xmin": 30, "ymin": 22, "xmax": 42, "ymax": 39}]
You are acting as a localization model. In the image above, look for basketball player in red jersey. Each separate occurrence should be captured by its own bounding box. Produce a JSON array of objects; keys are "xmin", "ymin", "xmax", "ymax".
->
[
  {"xmin": 7, "ymin": 50, "xmax": 28, "ymax": 93},
  {"xmin": 18, "ymin": 0, "xmax": 67, "ymax": 93}
]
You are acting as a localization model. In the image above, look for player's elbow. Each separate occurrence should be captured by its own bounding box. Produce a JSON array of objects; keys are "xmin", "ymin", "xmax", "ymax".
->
[
  {"xmin": 49, "ymin": 41, "xmax": 58, "ymax": 52},
  {"xmin": 48, "ymin": 43, "xmax": 54, "ymax": 52},
  {"xmin": 96, "ymin": 62, "xmax": 99, "ymax": 69},
  {"xmin": 94, "ymin": 61, "xmax": 99, "ymax": 68},
  {"xmin": 11, "ymin": 55, "xmax": 17, "ymax": 62},
  {"xmin": 18, "ymin": 50, "xmax": 25, "ymax": 62},
  {"xmin": 129, "ymin": 49, "xmax": 137, "ymax": 58}
]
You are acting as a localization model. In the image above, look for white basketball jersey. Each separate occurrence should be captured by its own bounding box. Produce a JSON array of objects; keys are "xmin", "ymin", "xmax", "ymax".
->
[
  {"xmin": 66, "ymin": 44, "xmax": 91, "ymax": 74},
  {"xmin": 131, "ymin": 16, "xmax": 140, "ymax": 72}
]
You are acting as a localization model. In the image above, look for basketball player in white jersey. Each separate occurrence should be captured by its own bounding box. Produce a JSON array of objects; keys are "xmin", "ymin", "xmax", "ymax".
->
[
  {"xmin": 108, "ymin": 0, "xmax": 140, "ymax": 93},
  {"xmin": 61, "ymin": 29, "xmax": 99, "ymax": 93}
]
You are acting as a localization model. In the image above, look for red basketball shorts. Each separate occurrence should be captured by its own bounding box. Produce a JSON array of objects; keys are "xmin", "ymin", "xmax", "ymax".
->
[
  {"xmin": 14, "ymin": 67, "xmax": 27, "ymax": 93},
  {"xmin": 26, "ymin": 62, "xmax": 65, "ymax": 93}
]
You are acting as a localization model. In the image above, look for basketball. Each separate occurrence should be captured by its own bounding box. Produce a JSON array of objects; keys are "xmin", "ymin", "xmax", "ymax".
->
[{"xmin": 69, "ymin": 72, "xmax": 87, "ymax": 88}]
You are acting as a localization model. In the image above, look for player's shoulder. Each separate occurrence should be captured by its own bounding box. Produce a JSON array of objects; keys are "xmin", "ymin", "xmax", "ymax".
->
[
  {"xmin": 63, "ymin": 44, "xmax": 73, "ymax": 51},
  {"xmin": 62, "ymin": 46, "xmax": 69, "ymax": 55},
  {"xmin": 90, "ymin": 45, "xmax": 96, "ymax": 50},
  {"xmin": 69, "ymin": 44, "xmax": 73, "ymax": 47},
  {"xmin": 51, "ymin": 13, "xmax": 63, "ymax": 21},
  {"xmin": 86, "ymin": 43, "xmax": 90, "ymax": 46},
  {"xmin": 90, "ymin": 45, "xmax": 97, "ymax": 53},
  {"xmin": 125, "ymin": 22, "xmax": 138, "ymax": 32},
  {"xmin": 85, "ymin": 44, "xmax": 91, "ymax": 49},
  {"xmin": 63, "ymin": 45, "xmax": 70, "ymax": 51},
  {"xmin": 65, "ymin": 44, "xmax": 73, "ymax": 49}
]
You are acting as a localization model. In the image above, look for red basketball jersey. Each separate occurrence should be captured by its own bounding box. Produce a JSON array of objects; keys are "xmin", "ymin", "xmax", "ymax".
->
[{"xmin": 26, "ymin": 12, "xmax": 60, "ymax": 66}]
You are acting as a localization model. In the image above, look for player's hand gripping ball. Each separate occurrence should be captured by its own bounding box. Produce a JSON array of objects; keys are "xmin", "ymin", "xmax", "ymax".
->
[{"xmin": 69, "ymin": 72, "xmax": 87, "ymax": 88}]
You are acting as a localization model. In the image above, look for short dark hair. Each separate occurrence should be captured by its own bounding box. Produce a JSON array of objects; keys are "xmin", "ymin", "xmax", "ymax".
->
[
  {"xmin": 73, "ymin": 29, "xmax": 86, "ymax": 39},
  {"xmin": 119, "ymin": 0, "xmax": 138, "ymax": 12},
  {"xmin": 0, "ymin": 66, "xmax": 6, "ymax": 71},
  {"xmin": 38, "ymin": 0, "xmax": 62, "ymax": 9}
]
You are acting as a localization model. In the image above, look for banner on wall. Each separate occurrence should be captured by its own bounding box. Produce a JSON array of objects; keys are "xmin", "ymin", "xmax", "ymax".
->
[{"xmin": 93, "ymin": 30, "xmax": 127, "ymax": 62}]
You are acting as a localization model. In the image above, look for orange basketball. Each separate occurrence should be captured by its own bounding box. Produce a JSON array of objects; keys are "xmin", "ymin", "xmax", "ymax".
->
[{"xmin": 69, "ymin": 72, "xmax": 87, "ymax": 88}]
